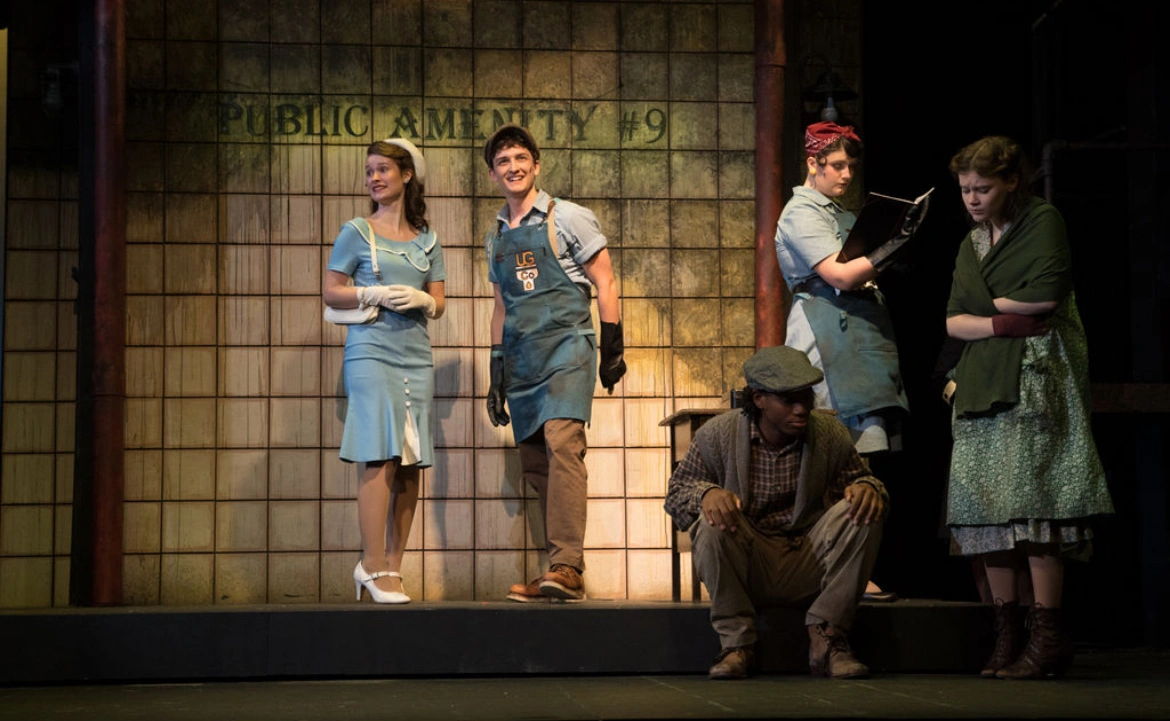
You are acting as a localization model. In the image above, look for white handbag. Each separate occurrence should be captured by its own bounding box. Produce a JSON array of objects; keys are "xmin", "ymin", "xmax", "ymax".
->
[{"xmin": 324, "ymin": 219, "xmax": 381, "ymax": 325}]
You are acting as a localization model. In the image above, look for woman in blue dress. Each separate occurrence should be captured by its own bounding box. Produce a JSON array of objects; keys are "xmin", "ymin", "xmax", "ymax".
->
[{"xmin": 324, "ymin": 138, "xmax": 446, "ymax": 604}]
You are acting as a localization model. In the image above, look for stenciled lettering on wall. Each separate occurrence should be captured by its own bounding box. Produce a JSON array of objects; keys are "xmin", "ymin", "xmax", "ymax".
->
[
  {"xmin": 615, "ymin": 108, "xmax": 667, "ymax": 143},
  {"xmin": 218, "ymin": 98, "xmax": 668, "ymax": 144},
  {"xmin": 219, "ymin": 100, "xmax": 371, "ymax": 137}
]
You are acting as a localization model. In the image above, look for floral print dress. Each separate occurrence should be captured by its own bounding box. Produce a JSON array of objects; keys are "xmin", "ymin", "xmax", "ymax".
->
[{"xmin": 947, "ymin": 224, "xmax": 1114, "ymax": 557}]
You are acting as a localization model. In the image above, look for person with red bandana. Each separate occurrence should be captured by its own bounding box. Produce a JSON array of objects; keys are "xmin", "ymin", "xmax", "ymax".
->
[
  {"xmin": 774, "ymin": 122, "xmax": 923, "ymax": 601},
  {"xmin": 775, "ymin": 121, "xmax": 917, "ymax": 456}
]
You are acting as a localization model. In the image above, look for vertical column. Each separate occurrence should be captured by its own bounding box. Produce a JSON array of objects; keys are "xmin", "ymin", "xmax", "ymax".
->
[
  {"xmin": 754, "ymin": 0, "xmax": 786, "ymax": 349},
  {"xmin": 73, "ymin": 0, "xmax": 126, "ymax": 605}
]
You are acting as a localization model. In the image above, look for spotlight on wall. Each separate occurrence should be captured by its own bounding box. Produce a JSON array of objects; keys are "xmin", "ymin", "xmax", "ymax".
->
[{"xmin": 800, "ymin": 56, "xmax": 857, "ymax": 124}]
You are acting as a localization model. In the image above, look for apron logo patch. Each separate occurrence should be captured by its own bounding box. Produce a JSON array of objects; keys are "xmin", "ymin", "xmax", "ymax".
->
[
  {"xmin": 517, "ymin": 267, "xmax": 539, "ymax": 291},
  {"xmin": 515, "ymin": 251, "xmax": 539, "ymax": 291}
]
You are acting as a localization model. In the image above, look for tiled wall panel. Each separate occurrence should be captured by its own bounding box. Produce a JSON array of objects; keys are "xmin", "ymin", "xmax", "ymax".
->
[{"xmin": 1, "ymin": 0, "xmax": 862, "ymax": 607}]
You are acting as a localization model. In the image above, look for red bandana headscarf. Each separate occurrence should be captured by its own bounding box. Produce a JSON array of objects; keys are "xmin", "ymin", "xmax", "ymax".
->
[{"xmin": 804, "ymin": 122, "xmax": 862, "ymax": 156}]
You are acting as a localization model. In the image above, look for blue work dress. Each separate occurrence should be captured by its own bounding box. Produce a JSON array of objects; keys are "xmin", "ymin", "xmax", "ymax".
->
[{"xmin": 328, "ymin": 220, "xmax": 445, "ymax": 466}]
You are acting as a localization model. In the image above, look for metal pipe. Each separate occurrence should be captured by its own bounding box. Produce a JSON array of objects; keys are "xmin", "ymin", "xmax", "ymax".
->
[
  {"xmin": 78, "ymin": 0, "xmax": 127, "ymax": 605},
  {"xmin": 754, "ymin": 0, "xmax": 787, "ymax": 349}
]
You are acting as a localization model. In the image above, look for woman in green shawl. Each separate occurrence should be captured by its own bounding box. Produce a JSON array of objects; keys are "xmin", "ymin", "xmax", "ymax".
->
[{"xmin": 944, "ymin": 136, "xmax": 1112, "ymax": 680}]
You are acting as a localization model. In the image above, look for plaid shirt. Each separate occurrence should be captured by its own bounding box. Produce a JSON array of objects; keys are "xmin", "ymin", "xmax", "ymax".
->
[{"xmin": 743, "ymin": 422, "xmax": 803, "ymax": 532}]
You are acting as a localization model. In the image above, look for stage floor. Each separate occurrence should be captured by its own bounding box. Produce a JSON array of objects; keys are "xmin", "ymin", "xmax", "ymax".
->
[{"xmin": 0, "ymin": 648, "xmax": 1166, "ymax": 721}]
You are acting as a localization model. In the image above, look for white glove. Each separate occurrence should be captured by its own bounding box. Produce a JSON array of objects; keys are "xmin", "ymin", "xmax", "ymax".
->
[
  {"xmin": 359, "ymin": 285, "xmax": 395, "ymax": 309},
  {"xmin": 386, "ymin": 284, "xmax": 437, "ymax": 318}
]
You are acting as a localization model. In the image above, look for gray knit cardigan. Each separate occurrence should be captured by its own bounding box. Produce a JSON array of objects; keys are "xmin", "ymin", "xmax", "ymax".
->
[{"xmin": 663, "ymin": 409, "xmax": 887, "ymax": 533}]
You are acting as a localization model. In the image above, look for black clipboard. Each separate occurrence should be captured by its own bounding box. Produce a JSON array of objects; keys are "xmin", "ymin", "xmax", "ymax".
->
[{"xmin": 838, "ymin": 188, "xmax": 933, "ymax": 261}]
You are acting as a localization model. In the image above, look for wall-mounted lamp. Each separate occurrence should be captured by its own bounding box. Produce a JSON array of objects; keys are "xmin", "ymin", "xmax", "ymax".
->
[
  {"xmin": 801, "ymin": 56, "xmax": 857, "ymax": 124},
  {"xmin": 42, "ymin": 62, "xmax": 79, "ymax": 118}
]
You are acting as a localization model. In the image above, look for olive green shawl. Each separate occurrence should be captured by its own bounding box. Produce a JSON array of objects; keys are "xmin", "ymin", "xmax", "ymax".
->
[{"xmin": 946, "ymin": 198, "xmax": 1072, "ymax": 417}]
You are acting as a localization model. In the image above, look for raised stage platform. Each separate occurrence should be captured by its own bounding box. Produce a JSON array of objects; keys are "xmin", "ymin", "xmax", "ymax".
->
[{"xmin": 1, "ymin": 599, "xmax": 993, "ymax": 684}]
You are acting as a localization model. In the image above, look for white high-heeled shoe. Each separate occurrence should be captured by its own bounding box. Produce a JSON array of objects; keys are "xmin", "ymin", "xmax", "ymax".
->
[{"xmin": 353, "ymin": 561, "xmax": 411, "ymax": 604}]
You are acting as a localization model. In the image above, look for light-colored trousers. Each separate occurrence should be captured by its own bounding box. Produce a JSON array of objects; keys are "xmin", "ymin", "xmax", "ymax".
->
[
  {"xmin": 518, "ymin": 418, "xmax": 588, "ymax": 572},
  {"xmin": 691, "ymin": 498, "xmax": 882, "ymax": 650}
]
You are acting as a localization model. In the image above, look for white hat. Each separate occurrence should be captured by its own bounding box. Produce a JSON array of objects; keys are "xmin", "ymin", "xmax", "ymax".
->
[{"xmin": 383, "ymin": 137, "xmax": 426, "ymax": 184}]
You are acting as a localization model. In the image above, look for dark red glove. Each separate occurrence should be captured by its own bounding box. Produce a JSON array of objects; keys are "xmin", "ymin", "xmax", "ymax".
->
[{"xmin": 991, "ymin": 313, "xmax": 1049, "ymax": 337}]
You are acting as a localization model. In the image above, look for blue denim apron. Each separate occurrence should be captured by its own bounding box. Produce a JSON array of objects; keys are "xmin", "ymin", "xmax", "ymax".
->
[
  {"xmin": 796, "ymin": 280, "xmax": 909, "ymax": 419},
  {"xmin": 489, "ymin": 212, "xmax": 597, "ymax": 443}
]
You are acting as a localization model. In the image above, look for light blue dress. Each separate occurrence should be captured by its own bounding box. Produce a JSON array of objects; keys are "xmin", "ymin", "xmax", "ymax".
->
[{"xmin": 327, "ymin": 219, "xmax": 446, "ymax": 466}]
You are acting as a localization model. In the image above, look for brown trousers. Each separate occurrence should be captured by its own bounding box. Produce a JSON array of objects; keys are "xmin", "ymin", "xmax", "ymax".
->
[
  {"xmin": 690, "ymin": 498, "xmax": 882, "ymax": 650},
  {"xmin": 517, "ymin": 418, "xmax": 588, "ymax": 572}
]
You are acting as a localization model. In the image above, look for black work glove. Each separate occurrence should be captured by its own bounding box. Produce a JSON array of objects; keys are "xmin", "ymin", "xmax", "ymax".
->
[
  {"xmin": 865, "ymin": 235, "xmax": 910, "ymax": 272},
  {"xmin": 899, "ymin": 194, "xmax": 930, "ymax": 237},
  {"xmin": 599, "ymin": 321, "xmax": 627, "ymax": 394},
  {"xmin": 487, "ymin": 345, "xmax": 510, "ymax": 427},
  {"xmin": 866, "ymin": 195, "xmax": 930, "ymax": 272}
]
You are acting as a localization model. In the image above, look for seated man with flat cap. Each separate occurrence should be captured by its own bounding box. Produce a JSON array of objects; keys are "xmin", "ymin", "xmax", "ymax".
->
[{"xmin": 664, "ymin": 346, "xmax": 888, "ymax": 680}]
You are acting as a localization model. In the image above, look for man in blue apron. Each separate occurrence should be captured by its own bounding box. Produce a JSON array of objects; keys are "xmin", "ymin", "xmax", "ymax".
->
[{"xmin": 483, "ymin": 125, "xmax": 626, "ymax": 602}]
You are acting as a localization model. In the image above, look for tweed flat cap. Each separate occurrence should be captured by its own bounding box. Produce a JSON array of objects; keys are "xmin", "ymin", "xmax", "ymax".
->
[{"xmin": 743, "ymin": 346, "xmax": 824, "ymax": 394}]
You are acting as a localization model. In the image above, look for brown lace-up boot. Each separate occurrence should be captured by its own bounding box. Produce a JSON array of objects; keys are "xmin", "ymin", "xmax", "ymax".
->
[
  {"xmin": 996, "ymin": 605, "xmax": 1075, "ymax": 680},
  {"xmin": 708, "ymin": 646, "xmax": 754, "ymax": 680},
  {"xmin": 808, "ymin": 622, "xmax": 869, "ymax": 679},
  {"xmin": 981, "ymin": 600, "xmax": 1027, "ymax": 677}
]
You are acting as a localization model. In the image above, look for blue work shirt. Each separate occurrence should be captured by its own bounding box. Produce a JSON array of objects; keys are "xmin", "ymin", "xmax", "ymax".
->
[{"xmin": 487, "ymin": 190, "xmax": 607, "ymax": 290}]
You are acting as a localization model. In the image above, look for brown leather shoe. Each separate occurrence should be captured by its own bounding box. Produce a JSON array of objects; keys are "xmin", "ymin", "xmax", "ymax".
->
[
  {"xmin": 808, "ymin": 623, "xmax": 869, "ymax": 679},
  {"xmin": 539, "ymin": 564, "xmax": 586, "ymax": 601},
  {"xmin": 708, "ymin": 646, "xmax": 754, "ymax": 680},
  {"xmin": 506, "ymin": 576, "xmax": 551, "ymax": 603}
]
